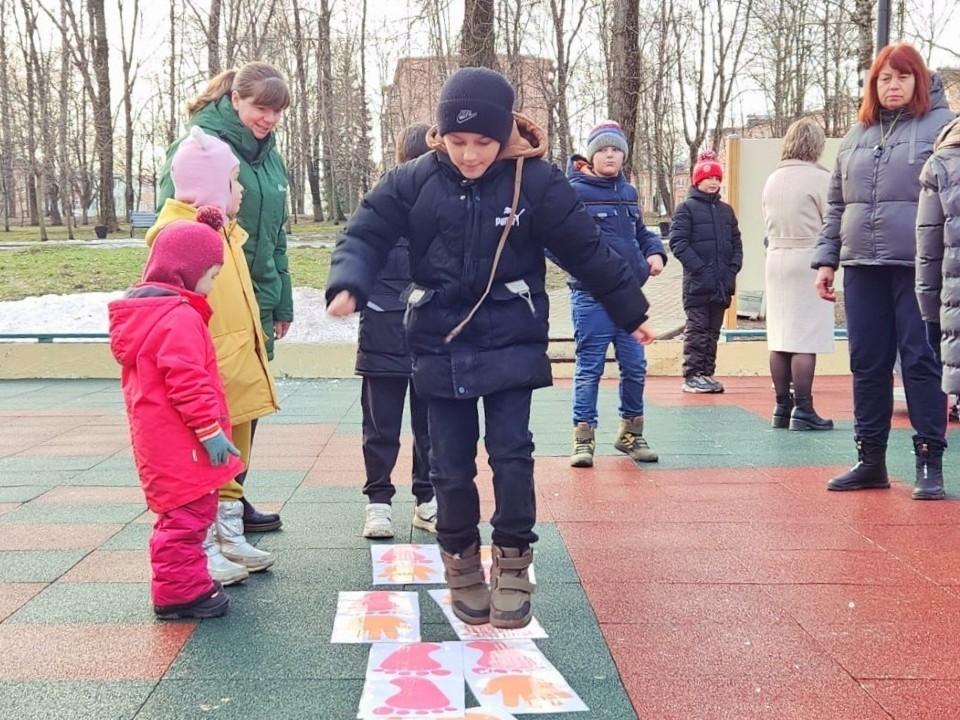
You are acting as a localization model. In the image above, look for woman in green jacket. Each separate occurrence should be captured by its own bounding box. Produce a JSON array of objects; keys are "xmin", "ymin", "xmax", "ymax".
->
[{"xmin": 158, "ymin": 61, "xmax": 293, "ymax": 533}]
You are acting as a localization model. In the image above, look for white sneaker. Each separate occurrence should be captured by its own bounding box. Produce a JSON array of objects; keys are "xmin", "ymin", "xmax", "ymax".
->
[
  {"xmin": 203, "ymin": 525, "xmax": 249, "ymax": 585},
  {"xmin": 412, "ymin": 498, "xmax": 438, "ymax": 533},
  {"xmin": 216, "ymin": 500, "xmax": 276, "ymax": 572},
  {"xmin": 363, "ymin": 503, "xmax": 394, "ymax": 538}
]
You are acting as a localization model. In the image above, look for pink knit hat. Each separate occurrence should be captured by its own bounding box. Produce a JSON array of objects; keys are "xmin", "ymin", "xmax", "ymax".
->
[
  {"xmin": 142, "ymin": 207, "xmax": 226, "ymax": 291},
  {"xmin": 170, "ymin": 126, "xmax": 239, "ymax": 214}
]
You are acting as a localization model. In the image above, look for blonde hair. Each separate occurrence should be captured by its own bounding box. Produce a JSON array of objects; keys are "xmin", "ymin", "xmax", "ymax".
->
[
  {"xmin": 185, "ymin": 61, "xmax": 291, "ymax": 118},
  {"xmin": 781, "ymin": 118, "xmax": 825, "ymax": 163}
]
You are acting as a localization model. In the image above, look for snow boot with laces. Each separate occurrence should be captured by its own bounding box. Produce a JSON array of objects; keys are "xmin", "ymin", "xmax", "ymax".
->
[
  {"xmin": 913, "ymin": 437, "xmax": 946, "ymax": 500},
  {"xmin": 614, "ymin": 416, "xmax": 658, "ymax": 463},
  {"xmin": 827, "ymin": 438, "xmax": 890, "ymax": 491},
  {"xmin": 570, "ymin": 423, "xmax": 596, "ymax": 468}
]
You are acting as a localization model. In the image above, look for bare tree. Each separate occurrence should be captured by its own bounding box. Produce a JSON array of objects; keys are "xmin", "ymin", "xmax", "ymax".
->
[
  {"xmin": 208, "ymin": 0, "xmax": 221, "ymax": 76},
  {"xmin": 0, "ymin": 0, "xmax": 14, "ymax": 230},
  {"xmin": 462, "ymin": 0, "xmax": 497, "ymax": 69},
  {"xmin": 118, "ymin": 0, "xmax": 142, "ymax": 219},
  {"xmin": 17, "ymin": 0, "xmax": 46, "ymax": 237},
  {"xmin": 547, "ymin": 0, "xmax": 590, "ymax": 161},
  {"xmin": 318, "ymin": 0, "xmax": 345, "ymax": 222},
  {"xmin": 608, "ymin": 0, "xmax": 641, "ymax": 167},
  {"xmin": 290, "ymin": 0, "xmax": 322, "ymax": 221}
]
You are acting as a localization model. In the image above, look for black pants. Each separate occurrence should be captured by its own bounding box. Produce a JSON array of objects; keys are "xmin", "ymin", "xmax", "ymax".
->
[
  {"xmin": 428, "ymin": 387, "xmax": 538, "ymax": 554},
  {"xmin": 361, "ymin": 376, "xmax": 433, "ymax": 505},
  {"xmin": 844, "ymin": 266, "xmax": 946, "ymax": 445},
  {"xmin": 682, "ymin": 302, "xmax": 726, "ymax": 379}
]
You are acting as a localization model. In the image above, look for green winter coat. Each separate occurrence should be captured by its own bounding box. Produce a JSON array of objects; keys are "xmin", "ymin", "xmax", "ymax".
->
[{"xmin": 158, "ymin": 96, "xmax": 293, "ymax": 359}]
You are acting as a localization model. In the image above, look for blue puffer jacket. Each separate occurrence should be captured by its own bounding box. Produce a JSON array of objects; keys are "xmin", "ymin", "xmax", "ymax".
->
[
  {"xmin": 563, "ymin": 155, "xmax": 667, "ymax": 290},
  {"xmin": 355, "ymin": 238, "xmax": 414, "ymax": 377},
  {"xmin": 812, "ymin": 72, "xmax": 955, "ymax": 270},
  {"xmin": 326, "ymin": 115, "xmax": 650, "ymax": 400}
]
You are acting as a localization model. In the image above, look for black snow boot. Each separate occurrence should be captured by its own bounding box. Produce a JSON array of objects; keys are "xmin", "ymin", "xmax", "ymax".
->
[
  {"xmin": 772, "ymin": 394, "xmax": 793, "ymax": 429},
  {"xmin": 827, "ymin": 438, "xmax": 890, "ymax": 491},
  {"xmin": 789, "ymin": 396, "xmax": 834, "ymax": 431},
  {"xmin": 912, "ymin": 437, "xmax": 946, "ymax": 500}
]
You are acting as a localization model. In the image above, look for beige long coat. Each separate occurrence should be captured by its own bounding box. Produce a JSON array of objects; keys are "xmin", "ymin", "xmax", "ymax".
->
[{"xmin": 762, "ymin": 159, "xmax": 835, "ymax": 353}]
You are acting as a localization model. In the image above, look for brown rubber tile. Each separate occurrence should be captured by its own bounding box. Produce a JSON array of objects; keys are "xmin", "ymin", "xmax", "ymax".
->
[
  {"xmin": 33, "ymin": 486, "xmax": 146, "ymax": 505},
  {"xmin": 0, "ymin": 524, "xmax": 122, "ymax": 551},
  {"xmin": 0, "ymin": 583, "xmax": 45, "ymax": 622},
  {"xmin": 60, "ymin": 550, "xmax": 151, "ymax": 583}
]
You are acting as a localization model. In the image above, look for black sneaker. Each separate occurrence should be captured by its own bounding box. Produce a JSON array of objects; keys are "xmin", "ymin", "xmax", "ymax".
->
[{"xmin": 154, "ymin": 581, "xmax": 230, "ymax": 620}]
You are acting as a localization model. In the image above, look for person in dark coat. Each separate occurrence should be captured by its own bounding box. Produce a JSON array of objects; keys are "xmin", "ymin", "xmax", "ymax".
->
[
  {"xmin": 813, "ymin": 43, "xmax": 954, "ymax": 497},
  {"xmin": 669, "ymin": 150, "xmax": 743, "ymax": 393},
  {"xmin": 358, "ymin": 123, "xmax": 435, "ymax": 539},
  {"xmin": 326, "ymin": 68, "xmax": 655, "ymax": 630}
]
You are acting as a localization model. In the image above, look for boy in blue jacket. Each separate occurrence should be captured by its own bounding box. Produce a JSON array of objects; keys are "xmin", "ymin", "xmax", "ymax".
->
[
  {"xmin": 326, "ymin": 68, "xmax": 655, "ymax": 629},
  {"xmin": 564, "ymin": 121, "xmax": 667, "ymax": 468}
]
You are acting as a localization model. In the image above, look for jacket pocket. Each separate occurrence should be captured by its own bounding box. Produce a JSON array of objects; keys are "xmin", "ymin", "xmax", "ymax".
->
[{"xmin": 401, "ymin": 284, "xmax": 436, "ymax": 328}]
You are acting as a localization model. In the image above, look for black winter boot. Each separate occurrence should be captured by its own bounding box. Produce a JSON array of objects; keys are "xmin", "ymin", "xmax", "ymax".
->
[
  {"xmin": 827, "ymin": 438, "xmax": 890, "ymax": 491},
  {"xmin": 789, "ymin": 396, "xmax": 834, "ymax": 431},
  {"xmin": 772, "ymin": 394, "xmax": 793, "ymax": 429},
  {"xmin": 912, "ymin": 437, "xmax": 946, "ymax": 500}
]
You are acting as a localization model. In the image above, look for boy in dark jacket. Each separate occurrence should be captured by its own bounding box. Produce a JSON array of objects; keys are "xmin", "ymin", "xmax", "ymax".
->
[
  {"xmin": 670, "ymin": 150, "xmax": 743, "ymax": 393},
  {"xmin": 358, "ymin": 123, "xmax": 435, "ymax": 539},
  {"xmin": 326, "ymin": 68, "xmax": 655, "ymax": 629},
  {"xmin": 563, "ymin": 121, "xmax": 667, "ymax": 468}
]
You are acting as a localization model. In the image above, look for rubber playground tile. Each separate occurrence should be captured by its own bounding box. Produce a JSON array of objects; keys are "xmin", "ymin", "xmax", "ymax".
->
[
  {"xmin": 26, "ymin": 437, "xmax": 131, "ymax": 457},
  {"xmin": 0, "ymin": 623, "xmax": 195, "ymax": 680},
  {"xmin": 0, "ymin": 455, "xmax": 109, "ymax": 472},
  {"xmin": 249, "ymin": 423, "xmax": 336, "ymax": 452},
  {"xmin": 61, "ymin": 549, "xmax": 150, "ymax": 583},
  {"xmin": 0, "ymin": 550, "xmax": 87, "ymax": 582},
  {"xmin": 248, "ymin": 455, "xmax": 316, "ymax": 472},
  {"xmin": 816, "ymin": 490, "xmax": 960, "ymax": 525},
  {"xmin": 0, "ymin": 485, "xmax": 49, "ymax": 502},
  {"xmin": 0, "ymin": 680, "xmax": 155, "ymax": 720},
  {"xmin": 0, "ymin": 503, "xmax": 17, "ymax": 517},
  {"xmin": 0, "ymin": 523, "xmax": 121, "ymax": 551},
  {"xmin": 624, "ymin": 669, "xmax": 893, "ymax": 720},
  {"xmin": 254, "ymin": 503, "xmax": 416, "ymax": 550},
  {"xmin": 133, "ymin": 678, "xmax": 366, "ymax": 720},
  {"xmin": 708, "ymin": 520, "xmax": 884, "ymax": 552},
  {"xmin": 236, "ymin": 470, "xmax": 307, "ymax": 487},
  {"xmin": 302, "ymin": 466, "xmax": 369, "ymax": 487},
  {"xmin": 59, "ymin": 469, "xmax": 141, "ymax": 487},
  {"xmin": 571, "ymin": 546, "xmax": 753, "ymax": 585},
  {"xmin": 633, "ymin": 465, "xmax": 784, "ymax": 485},
  {"xmin": 585, "ymin": 582, "xmax": 788, "ymax": 626},
  {"xmin": 0, "ymin": 583, "xmax": 45, "ymax": 622},
  {"xmin": 560, "ymin": 520, "xmax": 727, "ymax": 551},
  {"xmin": 33, "ymin": 486, "xmax": 146, "ymax": 504},
  {"xmin": 0, "ymin": 502, "xmax": 145, "ymax": 525},
  {"xmin": 7, "ymin": 582, "xmax": 155, "ymax": 625},
  {"xmin": 732, "ymin": 548, "xmax": 923, "ymax": 585},
  {"xmin": 99, "ymin": 523, "xmax": 151, "ymax": 550},
  {"xmin": 862, "ymin": 679, "xmax": 960, "ymax": 719}
]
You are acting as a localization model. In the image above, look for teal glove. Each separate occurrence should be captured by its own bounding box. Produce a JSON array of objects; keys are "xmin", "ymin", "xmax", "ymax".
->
[{"xmin": 201, "ymin": 431, "xmax": 241, "ymax": 467}]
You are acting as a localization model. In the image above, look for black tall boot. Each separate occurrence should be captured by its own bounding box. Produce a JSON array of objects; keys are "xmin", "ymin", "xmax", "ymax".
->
[
  {"xmin": 772, "ymin": 394, "xmax": 793, "ymax": 429},
  {"xmin": 827, "ymin": 438, "xmax": 890, "ymax": 491},
  {"xmin": 912, "ymin": 437, "xmax": 946, "ymax": 500},
  {"xmin": 789, "ymin": 396, "xmax": 834, "ymax": 431}
]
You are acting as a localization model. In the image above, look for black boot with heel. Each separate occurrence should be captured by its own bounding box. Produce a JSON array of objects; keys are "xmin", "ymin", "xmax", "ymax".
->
[
  {"xmin": 913, "ymin": 437, "xmax": 946, "ymax": 500},
  {"xmin": 772, "ymin": 394, "xmax": 793, "ymax": 429},
  {"xmin": 827, "ymin": 438, "xmax": 890, "ymax": 491},
  {"xmin": 790, "ymin": 396, "xmax": 833, "ymax": 431}
]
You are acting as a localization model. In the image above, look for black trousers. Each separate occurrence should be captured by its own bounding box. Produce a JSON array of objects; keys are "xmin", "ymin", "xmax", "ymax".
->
[
  {"xmin": 360, "ymin": 376, "xmax": 433, "ymax": 505},
  {"xmin": 428, "ymin": 387, "xmax": 538, "ymax": 554},
  {"xmin": 682, "ymin": 302, "xmax": 726, "ymax": 379},
  {"xmin": 844, "ymin": 265, "xmax": 946, "ymax": 445}
]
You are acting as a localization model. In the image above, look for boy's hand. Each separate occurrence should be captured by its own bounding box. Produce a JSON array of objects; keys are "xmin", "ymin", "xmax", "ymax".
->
[
  {"xmin": 326, "ymin": 290, "xmax": 357, "ymax": 316},
  {"xmin": 631, "ymin": 321, "xmax": 656, "ymax": 345},
  {"xmin": 201, "ymin": 430, "xmax": 241, "ymax": 467},
  {"xmin": 815, "ymin": 267, "xmax": 836, "ymax": 302},
  {"xmin": 647, "ymin": 255, "xmax": 664, "ymax": 277},
  {"xmin": 274, "ymin": 320, "xmax": 291, "ymax": 339}
]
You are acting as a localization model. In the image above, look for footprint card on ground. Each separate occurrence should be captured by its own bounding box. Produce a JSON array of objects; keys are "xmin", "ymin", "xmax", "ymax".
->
[
  {"xmin": 358, "ymin": 642, "xmax": 465, "ymax": 719},
  {"xmin": 428, "ymin": 590, "xmax": 547, "ymax": 641},
  {"xmin": 331, "ymin": 591, "xmax": 421, "ymax": 643}
]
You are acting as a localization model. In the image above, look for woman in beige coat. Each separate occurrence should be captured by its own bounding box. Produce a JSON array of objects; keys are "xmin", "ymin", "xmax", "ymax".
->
[{"xmin": 762, "ymin": 118, "xmax": 834, "ymax": 431}]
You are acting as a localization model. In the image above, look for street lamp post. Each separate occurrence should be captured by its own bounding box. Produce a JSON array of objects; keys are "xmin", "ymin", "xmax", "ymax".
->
[{"xmin": 876, "ymin": 0, "xmax": 891, "ymax": 50}]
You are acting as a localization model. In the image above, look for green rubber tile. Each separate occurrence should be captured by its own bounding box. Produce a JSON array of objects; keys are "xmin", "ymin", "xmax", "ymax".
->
[
  {"xmin": 255, "ymin": 503, "xmax": 416, "ymax": 550},
  {"xmin": 0, "ymin": 486, "xmax": 49, "ymax": 502},
  {"xmin": 0, "ymin": 456, "xmax": 106, "ymax": 472},
  {"xmin": 0, "ymin": 380, "xmax": 53, "ymax": 398},
  {"xmin": 0, "ymin": 471, "xmax": 79, "ymax": 488},
  {"xmin": 333, "ymin": 421, "xmax": 364, "ymax": 435},
  {"xmin": 0, "ymin": 680, "xmax": 154, "ymax": 720},
  {"xmin": 88, "ymin": 455, "xmax": 137, "ymax": 472},
  {"xmin": 7, "ymin": 582, "xmax": 153, "ymax": 624},
  {"xmin": 61, "ymin": 469, "xmax": 140, "ymax": 487},
  {"xmin": 240, "ymin": 485, "xmax": 296, "ymax": 504},
  {"xmin": 0, "ymin": 503, "xmax": 144, "ymax": 525},
  {"xmin": 0, "ymin": 551, "xmax": 87, "ymax": 582},
  {"xmin": 536, "ymin": 620, "xmax": 624, "ymax": 683},
  {"xmin": 134, "ymin": 679, "xmax": 365, "ymax": 720},
  {"xmin": 286, "ymin": 486, "xmax": 369, "ymax": 503},
  {"xmin": 101, "ymin": 523, "xmax": 151, "ymax": 550},
  {"xmin": 243, "ymin": 470, "xmax": 308, "ymax": 487}
]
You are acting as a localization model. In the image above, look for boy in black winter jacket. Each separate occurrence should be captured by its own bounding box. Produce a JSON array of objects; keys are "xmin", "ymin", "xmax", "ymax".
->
[
  {"xmin": 670, "ymin": 150, "xmax": 743, "ymax": 393},
  {"xmin": 326, "ymin": 67, "xmax": 655, "ymax": 629}
]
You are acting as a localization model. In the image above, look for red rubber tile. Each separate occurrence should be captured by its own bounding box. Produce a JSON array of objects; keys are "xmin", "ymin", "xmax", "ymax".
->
[
  {"xmin": 26, "ymin": 437, "xmax": 131, "ymax": 456},
  {"xmin": 34, "ymin": 486, "xmax": 146, "ymax": 505},
  {"xmin": 0, "ymin": 524, "xmax": 122, "ymax": 551},
  {"xmin": 60, "ymin": 550, "xmax": 151, "ymax": 583},
  {"xmin": 0, "ymin": 583, "xmax": 45, "ymax": 622},
  {"xmin": 0, "ymin": 503, "xmax": 19, "ymax": 517},
  {"xmin": 862, "ymin": 680, "xmax": 960, "ymax": 719},
  {"xmin": 560, "ymin": 521, "xmax": 727, "ymax": 551},
  {"xmin": 647, "ymin": 466, "xmax": 784, "ymax": 486},
  {"xmin": 733, "ymin": 548, "xmax": 922, "ymax": 585},
  {"xmin": 625, "ymin": 670, "xmax": 892, "ymax": 720},
  {"xmin": 861, "ymin": 525, "xmax": 960, "ymax": 584},
  {"xmin": 573, "ymin": 546, "xmax": 753, "ymax": 585},
  {"xmin": 825, "ymin": 490, "xmax": 960, "ymax": 525},
  {"xmin": 0, "ymin": 624, "xmax": 194, "ymax": 680},
  {"xmin": 711, "ymin": 521, "xmax": 883, "ymax": 552},
  {"xmin": 585, "ymin": 582, "xmax": 784, "ymax": 626},
  {"xmin": 255, "ymin": 423, "xmax": 336, "ymax": 449}
]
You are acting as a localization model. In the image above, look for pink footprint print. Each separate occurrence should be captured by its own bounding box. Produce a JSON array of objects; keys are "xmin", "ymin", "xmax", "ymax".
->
[
  {"xmin": 373, "ymin": 677, "xmax": 458, "ymax": 716},
  {"xmin": 468, "ymin": 641, "xmax": 543, "ymax": 674},
  {"xmin": 375, "ymin": 643, "xmax": 452, "ymax": 676}
]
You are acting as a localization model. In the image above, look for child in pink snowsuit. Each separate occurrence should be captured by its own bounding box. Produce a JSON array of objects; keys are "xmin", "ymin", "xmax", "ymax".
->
[{"xmin": 109, "ymin": 207, "xmax": 244, "ymax": 619}]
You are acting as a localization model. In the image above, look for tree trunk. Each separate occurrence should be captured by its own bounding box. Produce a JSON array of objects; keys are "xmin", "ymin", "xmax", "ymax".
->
[
  {"xmin": 167, "ymin": 0, "xmax": 177, "ymax": 144},
  {"xmin": 608, "ymin": 0, "xmax": 641, "ymax": 177},
  {"xmin": 59, "ymin": 0, "xmax": 74, "ymax": 238},
  {"xmin": 0, "ymin": 0, "xmax": 12, "ymax": 230},
  {"xmin": 318, "ymin": 2, "xmax": 345, "ymax": 223},
  {"xmin": 208, "ymin": 0, "xmax": 221, "ymax": 77},
  {"xmin": 118, "ymin": 0, "xmax": 141, "ymax": 220},
  {"xmin": 89, "ymin": 0, "xmax": 118, "ymax": 231},
  {"xmin": 290, "ymin": 0, "xmax": 322, "ymax": 221},
  {"xmin": 461, "ymin": 0, "xmax": 496, "ymax": 69}
]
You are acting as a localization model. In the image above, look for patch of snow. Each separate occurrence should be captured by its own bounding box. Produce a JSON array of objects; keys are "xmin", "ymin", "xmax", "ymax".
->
[{"xmin": 0, "ymin": 287, "xmax": 358, "ymax": 343}]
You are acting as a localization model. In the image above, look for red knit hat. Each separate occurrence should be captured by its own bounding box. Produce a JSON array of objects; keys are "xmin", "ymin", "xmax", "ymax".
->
[
  {"xmin": 692, "ymin": 150, "xmax": 723, "ymax": 186},
  {"xmin": 142, "ymin": 207, "xmax": 225, "ymax": 291}
]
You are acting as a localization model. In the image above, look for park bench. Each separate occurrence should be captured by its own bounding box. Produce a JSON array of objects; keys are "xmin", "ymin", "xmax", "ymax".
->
[{"xmin": 129, "ymin": 210, "xmax": 157, "ymax": 237}]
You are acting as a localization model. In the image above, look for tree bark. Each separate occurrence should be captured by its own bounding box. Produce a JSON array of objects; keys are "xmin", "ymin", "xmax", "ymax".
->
[
  {"xmin": 88, "ymin": 0, "xmax": 118, "ymax": 231},
  {"xmin": 318, "ymin": 1, "xmax": 345, "ymax": 222},
  {"xmin": 208, "ymin": 0, "xmax": 221, "ymax": 76},
  {"xmin": 608, "ymin": 0, "xmax": 641, "ymax": 177},
  {"xmin": 0, "ymin": 0, "xmax": 13, "ymax": 230},
  {"xmin": 461, "ymin": 0, "xmax": 496, "ymax": 69}
]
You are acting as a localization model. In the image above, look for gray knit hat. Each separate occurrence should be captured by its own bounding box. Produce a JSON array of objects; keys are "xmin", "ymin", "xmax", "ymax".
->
[{"xmin": 586, "ymin": 120, "xmax": 629, "ymax": 161}]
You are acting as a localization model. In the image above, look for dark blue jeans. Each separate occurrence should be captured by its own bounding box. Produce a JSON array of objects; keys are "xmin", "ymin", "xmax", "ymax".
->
[
  {"xmin": 361, "ymin": 376, "xmax": 433, "ymax": 505},
  {"xmin": 571, "ymin": 289, "xmax": 646, "ymax": 426},
  {"xmin": 844, "ymin": 265, "xmax": 946, "ymax": 445},
  {"xmin": 428, "ymin": 387, "xmax": 538, "ymax": 554}
]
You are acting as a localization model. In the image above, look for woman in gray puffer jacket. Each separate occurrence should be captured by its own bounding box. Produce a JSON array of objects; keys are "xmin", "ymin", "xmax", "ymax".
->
[{"xmin": 812, "ymin": 43, "xmax": 955, "ymax": 499}]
